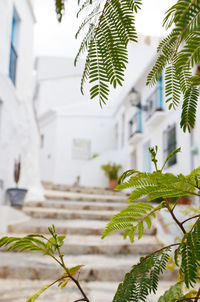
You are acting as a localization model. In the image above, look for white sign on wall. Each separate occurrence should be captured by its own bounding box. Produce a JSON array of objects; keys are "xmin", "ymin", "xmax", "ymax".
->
[{"xmin": 72, "ymin": 139, "xmax": 91, "ymax": 160}]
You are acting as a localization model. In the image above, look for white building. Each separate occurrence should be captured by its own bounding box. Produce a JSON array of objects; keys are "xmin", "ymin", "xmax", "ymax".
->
[
  {"xmin": 0, "ymin": 0, "xmax": 43, "ymax": 204},
  {"xmin": 35, "ymin": 44, "xmax": 160, "ymax": 187}
]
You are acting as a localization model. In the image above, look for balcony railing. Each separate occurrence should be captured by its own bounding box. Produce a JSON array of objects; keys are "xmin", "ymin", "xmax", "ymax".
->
[
  {"xmin": 145, "ymin": 86, "xmax": 163, "ymax": 121},
  {"xmin": 129, "ymin": 109, "xmax": 142, "ymax": 139},
  {"xmin": 9, "ymin": 44, "xmax": 17, "ymax": 85}
]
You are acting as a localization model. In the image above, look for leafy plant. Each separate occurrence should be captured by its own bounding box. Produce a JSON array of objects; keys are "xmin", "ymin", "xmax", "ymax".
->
[
  {"xmin": 147, "ymin": 0, "xmax": 200, "ymax": 132},
  {"xmin": 102, "ymin": 146, "xmax": 200, "ymax": 301},
  {"xmin": 0, "ymin": 225, "xmax": 90, "ymax": 302},
  {"xmin": 101, "ymin": 162, "xmax": 122, "ymax": 180},
  {"xmin": 54, "ymin": 0, "xmax": 200, "ymax": 131},
  {"xmin": 14, "ymin": 157, "xmax": 21, "ymax": 187}
]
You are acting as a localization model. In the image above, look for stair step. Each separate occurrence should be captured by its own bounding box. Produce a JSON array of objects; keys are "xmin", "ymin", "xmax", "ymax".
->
[
  {"xmin": 43, "ymin": 182, "xmax": 128, "ymax": 196},
  {"xmin": 7, "ymin": 218, "xmax": 156, "ymax": 236},
  {"xmin": 1, "ymin": 234, "xmax": 161, "ymax": 255},
  {"xmin": 25, "ymin": 200, "xmax": 125, "ymax": 211},
  {"xmin": 44, "ymin": 189, "xmax": 128, "ymax": 203},
  {"xmin": 0, "ymin": 279, "xmax": 174, "ymax": 302},
  {"xmin": 0, "ymin": 252, "xmax": 177, "ymax": 282},
  {"xmin": 23, "ymin": 207, "xmax": 119, "ymax": 221}
]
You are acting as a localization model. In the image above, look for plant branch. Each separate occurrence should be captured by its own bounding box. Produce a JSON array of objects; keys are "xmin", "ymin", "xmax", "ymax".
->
[
  {"xmin": 165, "ymin": 201, "xmax": 186, "ymax": 234},
  {"xmin": 195, "ymin": 287, "xmax": 200, "ymax": 302},
  {"xmin": 57, "ymin": 244, "xmax": 90, "ymax": 302},
  {"xmin": 177, "ymin": 298, "xmax": 200, "ymax": 301},
  {"xmin": 181, "ymin": 214, "xmax": 200, "ymax": 225},
  {"xmin": 134, "ymin": 242, "xmax": 180, "ymax": 269}
]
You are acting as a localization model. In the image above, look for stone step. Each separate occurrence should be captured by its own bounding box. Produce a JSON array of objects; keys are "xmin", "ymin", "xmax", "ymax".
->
[
  {"xmin": 1, "ymin": 234, "xmax": 161, "ymax": 255},
  {"xmin": 23, "ymin": 207, "xmax": 119, "ymax": 221},
  {"xmin": 43, "ymin": 181, "xmax": 128, "ymax": 196},
  {"xmin": 7, "ymin": 218, "xmax": 156, "ymax": 236},
  {"xmin": 25, "ymin": 200, "xmax": 125, "ymax": 212},
  {"xmin": 44, "ymin": 189, "xmax": 128, "ymax": 203},
  {"xmin": 0, "ymin": 252, "xmax": 177, "ymax": 282},
  {"xmin": 0, "ymin": 279, "xmax": 174, "ymax": 302}
]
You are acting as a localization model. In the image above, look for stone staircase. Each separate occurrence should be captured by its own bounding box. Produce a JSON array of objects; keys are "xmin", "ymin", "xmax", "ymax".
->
[{"xmin": 0, "ymin": 187, "xmax": 174, "ymax": 302}]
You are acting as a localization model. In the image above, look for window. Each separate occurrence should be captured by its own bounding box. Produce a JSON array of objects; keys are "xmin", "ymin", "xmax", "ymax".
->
[
  {"xmin": 9, "ymin": 8, "xmax": 20, "ymax": 85},
  {"xmin": 164, "ymin": 125, "xmax": 177, "ymax": 167}
]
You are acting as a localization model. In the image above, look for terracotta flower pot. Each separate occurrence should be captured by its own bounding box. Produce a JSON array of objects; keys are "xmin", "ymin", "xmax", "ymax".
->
[
  {"xmin": 109, "ymin": 179, "xmax": 117, "ymax": 190},
  {"xmin": 178, "ymin": 196, "xmax": 191, "ymax": 205}
]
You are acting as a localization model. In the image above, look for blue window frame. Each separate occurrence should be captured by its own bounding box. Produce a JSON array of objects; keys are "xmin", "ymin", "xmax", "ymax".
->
[
  {"xmin": 163, "ymin": 125, "xmax": 177, "ymax": 167},
  {"xmin": 9, "ymin": 9, "xmax": 20, "ymax": 85}
]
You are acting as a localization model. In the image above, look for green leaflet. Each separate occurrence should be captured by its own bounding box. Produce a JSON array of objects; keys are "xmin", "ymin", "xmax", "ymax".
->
[
  {"xmin": 180, "ymin": 218, "xmax": 200, "ymax": 288},
  {"xmin": 157, "ymin": 284, "xmax": 183, "ymax": 302},
  {"xmin": 76, "ymin": 0, "xmax": 142, "ymax": 104},
  {"xmin": 26, "ymin": 284, "xmax": 51, "ymax": 302},
  {"xmin": 147, "ymin": 0, "xmax": 200, "ymax": 132},
  {"xmin": 112, "ymin": 247, "xmax": 171, "ymax": 302},
  {"xmin": 55, "ymin": 0, "xmax": 65, "ymax": 22},
  {"xmin": 102, "ymin": 202, "xmax": 161, "ymax": 242}
]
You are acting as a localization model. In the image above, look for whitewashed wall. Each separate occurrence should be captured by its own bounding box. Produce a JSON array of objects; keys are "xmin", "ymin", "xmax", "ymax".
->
[
  {"xmin": 0, "ymin": 0, "xmax": 43, "ymax": 204},
  {"xmin": 39, "ymin": 104, "xmax": 115, "ymax": 185}
]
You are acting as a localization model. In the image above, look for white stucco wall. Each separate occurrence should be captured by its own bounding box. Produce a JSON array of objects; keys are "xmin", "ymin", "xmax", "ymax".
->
[
  {"xmin": 0, "ymin": 0, "xmax": 43, "ymax": 204},
  {"xmin": 39, "ymin": 103, "xmax": 116, "ymax": 185}
]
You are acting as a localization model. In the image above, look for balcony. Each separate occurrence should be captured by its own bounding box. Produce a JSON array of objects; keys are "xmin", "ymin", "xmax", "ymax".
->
[
  {"xmin": 145, "ymin": 86, "xmax": 166, "ymax": 126},
  {"xmin": 129, "ymin": 110, "xmax": 143, "ymax": 144}
]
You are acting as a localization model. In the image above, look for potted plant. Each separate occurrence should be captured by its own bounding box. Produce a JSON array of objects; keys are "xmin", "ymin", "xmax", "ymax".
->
[
  {"xmin": 6, "ymin": 157, "xmax": 28, "ymax": 207},
  {"xmin": 101, "ymin": 162, "xmax": 122, "ymax": 190}
]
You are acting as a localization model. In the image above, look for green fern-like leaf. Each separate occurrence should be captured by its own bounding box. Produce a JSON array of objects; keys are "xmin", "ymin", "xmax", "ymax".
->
[
  {"xmin": 180, "ymin": 218, "xmax": 200, "ymax": 288},
  {"xmin": 147, "ymin": 0, "xmax": 200, "ymax": 132},
  {"xmin": 76, "ymin": 0, "xmax": 141, "ymax": 103},
  {"xmin": 55, "ymin": 0, "xmax": 65, "ymax": 22},
  {"xmin": 180, "ymin": 86, "xmax": 199, "ymax": 132},
  {"xmin": 165, "ymin": 63, "xmax": 181, "ymax": 109},
  {"xmin": 102, "ymin": 202, "xmax": 162, "ymax": 242},
  {"xmin": 112, "ymin": 247, "xmax": 171, "ymax": 302}
]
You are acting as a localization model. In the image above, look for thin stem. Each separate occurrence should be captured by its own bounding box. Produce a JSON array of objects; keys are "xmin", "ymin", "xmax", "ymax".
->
[
  {"xmin": 165, "ymin": 201, "xmax": 186, "ymax": 234},
  {"xmin": 177, "ymin": 298, "xmax": 200, "ymax": 301},
  {"xmin": 195, "ymin": 287, "xmax": 200, "ymax": 302},
  {"xmin": 73, "ymin": 299, "xmax": 87, "ymax": 302},
  {"xmin": 57, "ymin": 244, "xmax": 90, "ymax": 302},
  {"xmin": 171, "ymin": 199, "xmax": 179, "ymax": 212},
  {"xmin": 134, "ymin": 243, "xmax": 180, "ymax": 269},
  {"xmin": 181, "ymin": 214, "xmax": 200, "ymax": 225}
]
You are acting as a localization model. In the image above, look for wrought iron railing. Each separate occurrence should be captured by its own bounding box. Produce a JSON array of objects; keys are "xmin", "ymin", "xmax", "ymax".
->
[
  {"xmin": 145, "ymin": 87, "xmax": 163, "ymax": 121},
  {"xmin": 129, "ymin": 109, "xmax": 142, "ymax": 139},
  {"xmin": 9, "ymin": 44, "xmax": 17, "ymax": 85}
]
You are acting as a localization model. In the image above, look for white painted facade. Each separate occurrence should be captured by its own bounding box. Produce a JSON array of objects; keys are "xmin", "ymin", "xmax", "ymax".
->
[
  {"xmin": 0, "ymin": 0, "xmax": 43, "ymax": 204},
  {"xmin": 36, "ymin": 40, "xmax": 200, "ymax": 188}
]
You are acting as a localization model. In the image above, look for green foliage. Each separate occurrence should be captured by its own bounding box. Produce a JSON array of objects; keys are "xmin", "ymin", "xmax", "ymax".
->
[
  {"xmin": 26, "ymin": 284, "xmax": 51, "ymax": 302},
  {"xmin": 101, "ymin": 162, "xmax": 122, "ymax": 180},
  {"xmin": 179, "ymin": 218, "xmax": 200, "ymax": 288},
  {"xmin": 0, "ymin": 225, "xmax": 86, "ymax": 302},
  {"xmin": 75, "ymin": 0, "xmax": 142, "ymax": 105},
  {"xmin": 102, "ymin": 202, "xmax": 161, "ymax": 242},
  {"xmin": 147, "ymin": 0, "xmax": 200, "ymax": 132},
  {"xmin": 157, "ymin": 284, "xmax": 183, "ymax": 302},
  {"xmin": 101, "ymin": 147, "xmax": 200, "ymax": 301},
  {"xmin": 55, "ymin": 0, "xmax": 65, "ymax": 22},
  {"xmin": 112, "ymin": 247, "xmax": 171, "ymax": 302}
]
